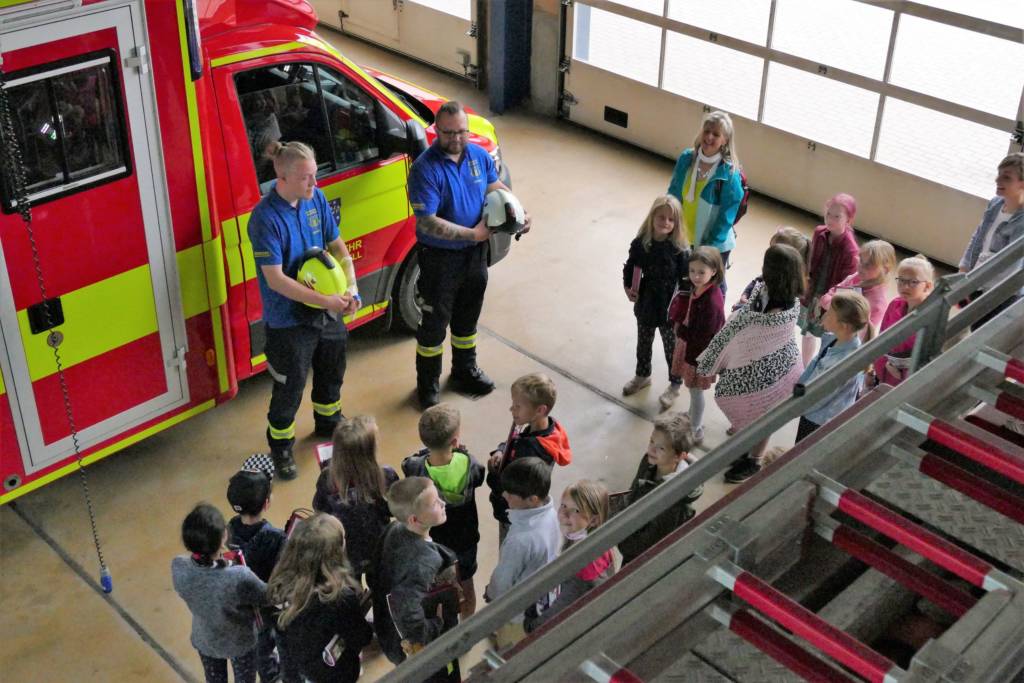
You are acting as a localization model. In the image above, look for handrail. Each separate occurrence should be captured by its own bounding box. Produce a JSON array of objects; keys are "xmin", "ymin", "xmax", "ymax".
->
[{"xmin": 383, "ymin": 233, "xmax": 1024, "ymax": 681}]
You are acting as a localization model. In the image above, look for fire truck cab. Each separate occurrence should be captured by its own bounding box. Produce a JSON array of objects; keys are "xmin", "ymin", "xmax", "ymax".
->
[{"xmin": 0, "ymin": 0, "xmax": 511, "ymax": 503}]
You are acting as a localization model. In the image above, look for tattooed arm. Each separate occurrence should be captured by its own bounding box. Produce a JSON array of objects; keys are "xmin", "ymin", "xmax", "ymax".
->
[{"xmin": 417, "ymin": 213, "xmax": 491, "ymax": 243}]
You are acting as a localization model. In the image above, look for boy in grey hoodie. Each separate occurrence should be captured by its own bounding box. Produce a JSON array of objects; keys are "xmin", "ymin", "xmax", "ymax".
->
[{"xmin": 484, "ymin": 457, "xmax": 561, "ymax": 647}]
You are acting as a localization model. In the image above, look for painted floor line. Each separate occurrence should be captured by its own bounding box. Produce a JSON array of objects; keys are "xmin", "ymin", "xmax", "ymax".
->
[
  {"xmin": 479, "ymin": 324, "xmax": 656, "ymax": 424},
  {"xmin": 10, "ymin": 502, "xmax": 198, "ymax": 683}
]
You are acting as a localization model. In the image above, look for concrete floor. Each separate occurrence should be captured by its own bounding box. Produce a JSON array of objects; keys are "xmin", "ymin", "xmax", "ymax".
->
[{"xmin": 0, "ymin": 32, "xmax": 831, "ymax": 682}]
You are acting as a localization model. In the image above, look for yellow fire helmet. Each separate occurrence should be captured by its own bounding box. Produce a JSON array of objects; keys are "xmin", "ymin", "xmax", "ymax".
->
[{"xmin": 297, "ymin": 247, "xmax": 347, "ymax": 308}]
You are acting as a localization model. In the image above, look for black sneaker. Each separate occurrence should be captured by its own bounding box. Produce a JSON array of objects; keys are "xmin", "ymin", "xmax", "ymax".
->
[
  {"xmin": 450, "ymin": 366, "xmax": 496, "ymax": 396},
  {"xmin": 272, "ymin": 448, "xmax": 298, "ymax": 481},
  {"xmin": 724, "ymin": 457, "xmax": 761, "ymax": 484}
]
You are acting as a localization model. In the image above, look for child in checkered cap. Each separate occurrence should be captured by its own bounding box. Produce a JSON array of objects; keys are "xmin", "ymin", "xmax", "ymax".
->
[{"xmin": 226, "ymin": 454, "xmax": 287, "ymax": 683}]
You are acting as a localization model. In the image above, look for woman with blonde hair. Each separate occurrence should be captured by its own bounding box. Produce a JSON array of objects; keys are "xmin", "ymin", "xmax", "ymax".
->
[
  {"xmin": 268, "ymin": 513, "xmax": 371, "ymax": 683},
  {"xmin": 667, "ymin": 111, "xmax": 745, "ymax": 290}
]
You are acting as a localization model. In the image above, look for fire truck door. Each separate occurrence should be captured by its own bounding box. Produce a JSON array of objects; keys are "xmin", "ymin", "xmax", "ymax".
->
[{"xmin": 0, "ymin": 7, "xmax": 187, "ymax": 473}]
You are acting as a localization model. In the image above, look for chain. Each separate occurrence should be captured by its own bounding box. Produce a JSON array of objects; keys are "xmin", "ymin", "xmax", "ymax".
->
[{"xmin": 0, "ymin": 57, "xmax": 111, "ymax": 591}]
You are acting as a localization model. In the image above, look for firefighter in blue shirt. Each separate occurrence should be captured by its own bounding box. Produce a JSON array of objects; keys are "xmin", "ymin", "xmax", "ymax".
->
[
  {"xmin": 408, "ymin": 101, "xmax": 530, "ymax": 409},
  {"xmin": 248, "ymin": 141, "xmax": 359, "ymax": 479}
]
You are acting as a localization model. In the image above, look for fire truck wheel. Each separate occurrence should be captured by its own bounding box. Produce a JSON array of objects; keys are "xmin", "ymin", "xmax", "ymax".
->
[{"xmin": 394, "ymin": 248, "xmax": 423, "ymax": 333}]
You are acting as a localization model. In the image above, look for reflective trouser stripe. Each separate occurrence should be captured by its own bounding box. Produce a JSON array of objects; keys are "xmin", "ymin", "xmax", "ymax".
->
[
  {"xmin": 417, "ymin": 343, "xmax": 444, "ymax": 358},
  {"xmin": 451, "ymin": 333, "xmax": 478, "ymax": 350},
  {"xmin": 312, "ymin": 399, "xmax": 342, "ymax": 417},
  {"xmin": 268, "ymin": 421, "xmax": 296, "ymax": 440}
]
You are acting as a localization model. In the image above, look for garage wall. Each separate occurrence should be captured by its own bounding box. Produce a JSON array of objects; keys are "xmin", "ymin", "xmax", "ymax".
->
[{"xmin": 529, "ymin": 1, "xmax": 1024, "ymax": 266}]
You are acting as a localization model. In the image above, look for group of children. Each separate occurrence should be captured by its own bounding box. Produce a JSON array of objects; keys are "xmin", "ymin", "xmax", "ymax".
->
[
  {"xmin": 173, "ymin": 371, "xmax": 708, "ymax": 682},
  {"xmin": 624, "ymin": 187, "xmax": 938, "ymax": 481}
]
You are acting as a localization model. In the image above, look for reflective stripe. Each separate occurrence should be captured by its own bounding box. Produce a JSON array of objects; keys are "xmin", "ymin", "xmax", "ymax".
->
[
  {"xmin": 0, "ymin": 399, "xmax": 216, "ymax": 505},
  {"xmin": 268, "ymin": 421, "xmax": 296, "ymax": 440},
  {"xmin": 221, "ymin": 216, "xmax": 248, "ymax": 287},
  {"xmin": 467, "ymin": 113, "xmax": 498, "ymax": 146},
  {"xmin": 0, "ymin": 368, "xmax": 5, "ymax": 396},
  {"xmin": 18, "ymin": 264, "xmax": 157, "ymax": 382},
  {"xmin": 177, "ymin": 245, "xmax": 210, "ymax": 317},
  {"xmin": 451, "ymin": 333, "xmax": 478, "ymax": 350},
  {"xmin": 342, "ymin": 299, "xmax": 389, "ymax": 325},
  {"xmin": 176, "ymin": 0, "xmax": 229, "ymax": 393},
  {"xmin": 417, "ymin": 344, "xmax": 444, "ymax": 358},
  {"xmin": 312, "ymin": 399, "xmax": 342, "ymax": 417},
  {"xmin": 210, "ymin": 41, "xmax": 306, "ymax": 68}
]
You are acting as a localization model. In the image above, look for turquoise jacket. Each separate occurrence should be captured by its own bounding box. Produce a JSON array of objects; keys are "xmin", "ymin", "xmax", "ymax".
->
[{"xmin": 668, "ymin": 148, "xmax": 744, "ymax": 253}]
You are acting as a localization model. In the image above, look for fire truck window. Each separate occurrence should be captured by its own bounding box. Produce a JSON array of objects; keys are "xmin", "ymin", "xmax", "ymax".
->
[
  {"xmin": 235, "ymin": 63, "xmax": 335, "ymax": 188},
  {"xmin": 6, "ymin": 81, "xmax": 63, "ymax": 193},
  {"xmin": 52, "ymin": 65, "xmax": 126, "ymax": 181},
  {"xmin": 315, "ymin": 66, "xmax": 381, "ymax": 169},
  {"xmin": 1, "ymin": 52, "xmax": 129, "ymax": 212}
]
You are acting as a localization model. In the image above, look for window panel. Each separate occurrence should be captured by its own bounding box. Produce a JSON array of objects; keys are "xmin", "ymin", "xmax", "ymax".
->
[
  {"xmin": 52, "ymin": 65, "xmax": 125, "ymax": 181},
  {"xmin": 667, "ymin": 0, "xmax": 771, "ymax": 45},
  {"xmin": 875, "ymin": 98, "xmax": 1006, "ymax": 198},
  {"xmin": 316, "ymin": 67, "xmax": 382, "ymax": 169},
  {"xmin": 772, "ymin": 0, "xmax": 892, "ymax": 78},
  {"xmin": 662, "ymin": 32, "xmax": 763, "ymax": 119},
  {"xmin": 235, "ymin": 64, "xmax": 334, "ymax": 187},
  {"xmin": 573, "ymin": 4, "xmax": 662, "ymax": 86},
  {"xmin": 2, "ymin": 52, "xmax": 129, "ymax": 211},
  {"xmin": 890, "ymin": 15, "xmax": 1024, "ymax": 119},
  {"xmin": 408, "ymin": 0, "xmax": 470, "ymax": 21},
  {"xmin": 763, "ymin": 62, "xmax": 878, "ymax": 157}
]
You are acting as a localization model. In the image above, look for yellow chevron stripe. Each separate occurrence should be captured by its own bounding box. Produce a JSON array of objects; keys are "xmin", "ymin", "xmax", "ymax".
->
[
  {"xmin": 210, "ymin": 41, "xmax": 306, "ymax": 69},
  {"xmin": 18, "ymin": 265, "xmax": 158, "ymax": 382},
  {"xmin": 0, "ymin": 399, "xmax": 216, "ymax": 505}
]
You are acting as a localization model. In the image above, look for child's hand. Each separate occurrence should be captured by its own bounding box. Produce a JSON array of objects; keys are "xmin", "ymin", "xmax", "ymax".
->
[
  {"xmin": 625, "ymin": 287, "xmax": 638, "ymax": 303},
  {"xmin": 488, "ymin": 452, "xmax": 503, "ymax": 470}
]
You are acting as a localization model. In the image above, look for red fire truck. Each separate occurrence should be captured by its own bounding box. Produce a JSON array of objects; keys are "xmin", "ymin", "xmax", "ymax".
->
[{"xmin": 0, "ymin": 0, "xmax": 512, "ymax": 503}]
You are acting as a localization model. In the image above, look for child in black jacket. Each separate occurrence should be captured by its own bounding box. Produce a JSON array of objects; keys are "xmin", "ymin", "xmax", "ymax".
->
[
  {"xmin": 622, "ymin": 195, "xmax": 691, "ymax": 410},
  {"xmin": 618, "ymin": 412, "xmax": 699, "ymax": 565},
  {"xmin": 402, "ymin": 403, "xmax": 485, "ymax": 619},
  {"xmin": 226, "ymin": 457, "xmax": 286, "ymax": 683}
]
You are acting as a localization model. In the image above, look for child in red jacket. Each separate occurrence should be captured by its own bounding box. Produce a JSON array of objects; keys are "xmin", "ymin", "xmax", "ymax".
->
[
  {"xmin": 800, "ymin": 193, "xmax": 860, "ymax": 365},
  {"xmin": 488, "ymin": 373, "xmax": 572, "ymax": 543}
]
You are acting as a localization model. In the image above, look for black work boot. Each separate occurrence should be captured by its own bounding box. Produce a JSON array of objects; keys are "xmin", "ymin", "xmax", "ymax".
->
[
  {"xmin": 451, "ymin": 347, "xmax": 495, "ymax": 396},
  {"xmin": 314, "ymin": 416, "xmax": 344, "ymax": 439},
  {"xmin": 416, "ymin": 354, "xmax": 442, "ymax": 410},
  {"xmin": 271, "ymin": 447, "xmax": 298, "ymax": 481}
]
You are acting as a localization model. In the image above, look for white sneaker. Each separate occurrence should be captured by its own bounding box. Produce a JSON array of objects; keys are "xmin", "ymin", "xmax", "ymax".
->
[
  {"xmin": 659, "ymin": 384, "xmax": 681, "ymax": 410},
  {"xmin": 692, "ymin": 426, "xmax": 705, "ymax": 445},
  {"xmin": 623, "ymin": 375, "xmax": 652, "ymax": 396}
]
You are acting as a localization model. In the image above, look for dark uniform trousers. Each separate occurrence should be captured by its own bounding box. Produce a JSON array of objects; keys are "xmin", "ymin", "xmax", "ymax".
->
[
  {"xmin": 264, "ymin": 314, "xmax": 347, "ymax": 451},
  {"xmin": 415, "ymin": 242, "xmax": 488, "ymax": 383}
]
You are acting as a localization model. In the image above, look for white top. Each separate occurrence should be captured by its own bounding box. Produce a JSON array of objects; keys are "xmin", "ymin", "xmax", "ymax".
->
[{"xmin": 978, "ymin": 209, "xmax": 1012, "ymax": 265}]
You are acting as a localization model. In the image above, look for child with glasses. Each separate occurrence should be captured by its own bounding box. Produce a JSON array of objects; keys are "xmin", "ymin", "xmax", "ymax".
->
[{"xmin": 871, "ymin": 255, "xmax": 935, "ymax": 387}]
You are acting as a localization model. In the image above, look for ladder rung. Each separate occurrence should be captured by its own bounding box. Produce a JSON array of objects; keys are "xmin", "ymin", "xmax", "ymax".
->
[
  {"xmin": 579, "ymin": 654, "xmax": 643, "ymax": 683},
  {"xmin": 711, "ymin": 604, "xmax": 858, "ymax": 683},
  {"xmin": 976, "ymin": 348, "xmax": 1024, "ymax": 383},
  {"xmin": 821, "ymin": 484, "xmax": 1004, "ymax": 590},
  {"xmin": 966, "ymin": 384, "xmax": 1024, "ymax": 421},
  {"xmin": 897, "ymin": 405, "xmax": 1024, "ymax": 485},
  {"xmin": 965, "ymin": 414, "xmax": 1024, "ymax": 448},
  {"xmin": 711, "ymin": 562, "xmax": 899, "ymax": 683},
  {"xmin": 817, "ymin": 520, "xmax": 977, "ymax": 617},
  {"xmin": 917, "ymin": 451, "xmax": 1024, "ymax": 524}
]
